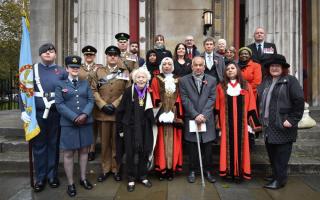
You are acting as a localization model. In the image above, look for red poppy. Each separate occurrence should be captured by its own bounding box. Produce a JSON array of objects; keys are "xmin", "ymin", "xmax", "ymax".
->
[
  {"xmin": 62, "ymin": 88, "xmax": 68, "ymax": 93},
  {"xmin": 202, "ymin": 80, "xmax": 208, "ymax": 85}
]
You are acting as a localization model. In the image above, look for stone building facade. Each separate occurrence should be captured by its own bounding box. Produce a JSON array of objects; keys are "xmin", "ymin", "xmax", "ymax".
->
[{"xmin": 30, "ymin": 0, "xmax": 320, "ymax": 106}]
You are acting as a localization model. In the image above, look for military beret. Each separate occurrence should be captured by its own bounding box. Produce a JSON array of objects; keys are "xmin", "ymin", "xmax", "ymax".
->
[
  {"xmin": 65, "ymin": 55, "xmax": 81, "ymax": 68},
  {"xmin": 105, "ymin": 45, "xmax": 121, "ymax": 56},
  {"xmin": 82, "ymin": 45, "xmax": 97, "ymax": 55},
  {"xmin": 39, "ymin": 43, "xmax": 56, "ymax": 56},
  {"xmin": 115, "ymin": 32, "xmax": 130, "ymax": 41}
]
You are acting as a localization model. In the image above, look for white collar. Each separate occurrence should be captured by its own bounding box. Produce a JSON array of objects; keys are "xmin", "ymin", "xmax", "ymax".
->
[{"xmin": 226, "ymin": 80, "xmax": 241, "ymax": 96}]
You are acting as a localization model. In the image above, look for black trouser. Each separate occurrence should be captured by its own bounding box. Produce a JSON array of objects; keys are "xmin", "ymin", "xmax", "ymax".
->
[
  {"xmin": 126, "ymin": 151, "xmax": 148, "ymax": 182},
  {"xmin": 265, "ymin": 142, "xmax": 293, "ymax": 184},
  {"xmin": 188, "ymin": 141, "xmax": 213, "ymax": 172}
]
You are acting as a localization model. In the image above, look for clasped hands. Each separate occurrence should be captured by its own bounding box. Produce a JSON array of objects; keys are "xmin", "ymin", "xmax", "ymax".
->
[
  {"xmin": 102, "ymin": 104, "xmax": 116, "ymax": 115},
  {"xmin": 73, "ymin": 113, "xmax": 88, "ymax": 126}
]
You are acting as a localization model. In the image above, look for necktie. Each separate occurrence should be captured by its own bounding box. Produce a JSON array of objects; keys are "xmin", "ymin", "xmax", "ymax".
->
[
  {"xmin": 188, "ymin": 49, "xmax": 192, "ymax": 59},
  {"xmin": 207, "ymin": 55, "xmax": 213, "ymax": 70},
  {"xmin": 72, "ymin": 79, "xmax": 77, "ymax": 87},
  {"xmin": 257, "ymin": 44, "xmax": 262, "ymax": 57}
]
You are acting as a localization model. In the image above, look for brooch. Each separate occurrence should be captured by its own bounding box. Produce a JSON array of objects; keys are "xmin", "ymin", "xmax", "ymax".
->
[{"xmin": 62, "ymin": 88, "xmax": 68, "ymax": 93}]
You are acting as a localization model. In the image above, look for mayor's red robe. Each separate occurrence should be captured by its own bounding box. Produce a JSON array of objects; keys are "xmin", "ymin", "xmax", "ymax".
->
[
  {"xmin": 216, "ymin": 82, "xmax": 261, "ymax": 179},
  {"xmin": 150, "ymin": 74, "xmax": 183, "ymax": 172}
]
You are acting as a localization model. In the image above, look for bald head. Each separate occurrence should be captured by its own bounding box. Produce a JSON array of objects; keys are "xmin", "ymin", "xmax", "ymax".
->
[{"xmin": 185, "ymin": 35, "xmax": 195, "ymax": 48}]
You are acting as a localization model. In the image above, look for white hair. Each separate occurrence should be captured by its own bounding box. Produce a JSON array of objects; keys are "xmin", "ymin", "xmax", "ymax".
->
[
  {"xmin": 131, "ymin": 66, "xmax": 151, "ymax": 83},
  {"xmin": 217, "ymin": 38, "xmax": 227, "ymax": 46},
  {"xmin": 159, "ymin": 57, "xmax": 174, "ymax": 74}
]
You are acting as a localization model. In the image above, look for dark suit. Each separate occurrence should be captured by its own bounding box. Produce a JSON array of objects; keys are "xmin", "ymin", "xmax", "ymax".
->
[
  {"xmin": 200, "ymin": 52, "xmax": 225, "ymax": 83},
  {"xmin": 179, "ymin": 73, "xmax": 217, "ymax": 171},
  {"xmin": 247, "ymin": 42, "xmax": 277, "ymax": 67},
  {"xmin": 55, "ymin": 78, "xmax": 94, "ymax": 150}
]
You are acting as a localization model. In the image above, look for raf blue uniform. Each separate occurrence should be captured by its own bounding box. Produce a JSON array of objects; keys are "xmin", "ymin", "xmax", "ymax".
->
[
  {"xmin": 32, "ymin": 62, "xmax": 67, "ymax": 182},
  {"xmin": 55, "ymin": 77, "xmax": 94, "ymax": 150}
]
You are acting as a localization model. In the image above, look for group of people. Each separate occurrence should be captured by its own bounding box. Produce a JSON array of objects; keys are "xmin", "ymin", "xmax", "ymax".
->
[{"xmin": 19, "ymin": 27, "xmax": 305, "ymax": 197}]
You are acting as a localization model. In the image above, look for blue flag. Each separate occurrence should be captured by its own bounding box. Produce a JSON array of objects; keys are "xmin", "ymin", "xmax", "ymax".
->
[{"xmin": 19, "ymin": 16, "xmax": 40, "ymax": 141}]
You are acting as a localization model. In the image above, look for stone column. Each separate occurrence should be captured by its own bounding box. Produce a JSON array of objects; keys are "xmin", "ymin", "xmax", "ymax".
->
[
  {"xmin": 246, "ymin": 0, "xmax": 302, "ymax": 82},
  {"xmin": 75, "ymin": 0, "xmax": 129, "ymax": 65},
  {"xmin": 30, "ymin": 0, "xmax": 56, "ymax": 63},
  {"xmin": 310, "ymin": 0, "xmax": 320, "ymax": 106}
]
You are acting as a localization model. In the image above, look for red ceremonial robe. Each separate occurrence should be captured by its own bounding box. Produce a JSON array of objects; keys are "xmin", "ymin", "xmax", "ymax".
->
[
  {"xmin": 216, "ymin": 82, "xmax": 261, "ymax": 179},
  {"xmin": 150, "ymin": 75, "xmax": 184, "ymax": 172}
]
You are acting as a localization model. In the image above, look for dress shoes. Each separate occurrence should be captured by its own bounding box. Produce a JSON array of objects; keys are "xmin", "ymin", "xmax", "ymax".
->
[
  {"xmin": 97, "ymin": 172, "xmax": 111, "ymax": 182},
  {"xmin": 80, "ymin": 179, "xmax": 93, "ymax": 190},
  {"xmin": 187, "ymin": 171, "xmax": 196, "ymax": 183},
  {"xmin": 166, "ymin": 170, "xmax": 174, "ymax": 181},
  {"xmin": 264, "ymin": 180, "xmax": 285, "ymax": 190},
  {"xmin": 264, "ymin": 175, "xmax": 274, "ymax": 182},
  {"xmin": 113, "ymin": 172, "xmax": 122, "ymax": 181},
  {"xmin": 48, "ymin": 177, "xmax": 60, "ymax": 188},
  {"xmin": 205, "ymin": 171, "xmax": 216, "ymax": 183},
  {"xmin": 127, "ymin": 182, "xmax": 135, "ymax": 192},
  {"xmin": 67, "ymin": 184, "xmax": 76, "ymax": 197},
  {"xmin": 141, "ymin": 179, "xmax": 152, "ymax": 188},
  {"xmin": 88, "ymin": 152, "xmax": 96, "ymax": 161},
  {"xmin": 34, "ymin": 180, "xmax": 46, "ymax": 192}
]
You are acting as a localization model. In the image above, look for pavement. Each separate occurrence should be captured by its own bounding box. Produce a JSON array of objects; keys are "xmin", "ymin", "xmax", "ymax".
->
[{"xmin": 1, "ymin": 173, "xmax": 320, "ymax": 200}]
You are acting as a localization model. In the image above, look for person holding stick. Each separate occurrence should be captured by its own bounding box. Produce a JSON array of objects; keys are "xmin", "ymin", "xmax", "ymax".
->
[{"xmin": 179, "ymin": 56, "xmax": 217, "ymax": 184}]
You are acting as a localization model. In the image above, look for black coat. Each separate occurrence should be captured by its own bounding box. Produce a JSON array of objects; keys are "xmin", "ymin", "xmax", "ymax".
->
[
  {"xmin": 115, "ymin": 86, "xmax": 155, "ymax": 163},
  {"xmin": 257, "ymin": 75, "xmax": 304, "ymax": 144}
]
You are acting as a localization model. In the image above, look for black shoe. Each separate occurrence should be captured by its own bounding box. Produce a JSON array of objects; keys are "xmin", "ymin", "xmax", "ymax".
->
[
  {"xmin": 264, "ymin": 180, "xmax": 285, "ymax": 190},
  {"xmin": 67, "ymin": 184, "xmax": 76, "ymax": 197},
  {"xmin": 140, "ymin": 179, "xmax": 152, "ymax": 188},
  {"xmin": 113, "ymin": 172, "xmax": 122, "ymax": 181},
  {"xmin": 205, "ymin": 171, "xmax": 216, "ymax": 183},
  {"xmin": 127, "ymin": 182, "xmax": 135, "ymax": 192},
  {"xmin": 158, "ymin": 171, "xmax": 165, "ymax": 181},
  {"xmin": 166, "ymin": 170, "xmax": 174, "ymax": 181},
  {"xmin": 97, "ymin": 172, "xmax": 111, "ymax": 182},
  {"xmin": 80, "ymin": 179, "xmax": 93, "ymax": 190},
  {"xmin": 34, "ymin": 180, "xmax": 46, "ymax": 192},
  {"xmin": 187, "ymin": 171, "xmax": 196, "ymax": 183},
  {"xmin": 264, "ymin": 175, "xmax": 274, "ymax": 182},
  {"xmin": 88, "ymin": 152, "xmax": 95, "ymax": 161},
  {"xmin": 48, "ymin": 177, "xmax": 60, "ymax": 188}
]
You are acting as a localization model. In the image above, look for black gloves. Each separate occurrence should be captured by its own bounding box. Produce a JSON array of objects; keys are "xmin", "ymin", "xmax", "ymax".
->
[{"xmin": 102, "ymin": 104, "xmax": 116, "ymax": 115}]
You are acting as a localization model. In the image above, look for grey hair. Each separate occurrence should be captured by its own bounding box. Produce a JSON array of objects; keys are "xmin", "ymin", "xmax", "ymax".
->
[{"xmin": 131, "ymin": 66, "xmax": 152, "ymax": 83}]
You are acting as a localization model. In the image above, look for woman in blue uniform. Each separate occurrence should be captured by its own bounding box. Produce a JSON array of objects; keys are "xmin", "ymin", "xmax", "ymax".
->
[{"xmin": 55, "ymin": 55, "xmax": 94, "ymax": 197}]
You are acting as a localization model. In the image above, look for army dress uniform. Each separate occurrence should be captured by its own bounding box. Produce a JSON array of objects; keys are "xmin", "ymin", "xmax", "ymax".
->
[
  {"xmin": 115, "ymin": 32, "xmax": 139, "ymax": 73},
  {"xmin": 91, "ymin": 62, "xmax": 131, "ymax": 175},
  {"xmin": 80, "ymin": 45, "xmax": 103, "ymax": 161}
]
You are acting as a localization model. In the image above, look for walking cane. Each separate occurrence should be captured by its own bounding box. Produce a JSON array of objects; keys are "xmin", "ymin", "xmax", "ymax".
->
[
  {"xmin": 28, "ymin": 142, "xmax": 34, "ymax": 188},
  {"xmin": 195, "ymin": 125, "xmax": 205, "ymax": 187}
]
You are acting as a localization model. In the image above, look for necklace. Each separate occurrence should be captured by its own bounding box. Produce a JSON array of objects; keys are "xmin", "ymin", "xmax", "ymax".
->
[{"xmin": 134, "ymin": 84, "xmax": 147, "ymax": 107}]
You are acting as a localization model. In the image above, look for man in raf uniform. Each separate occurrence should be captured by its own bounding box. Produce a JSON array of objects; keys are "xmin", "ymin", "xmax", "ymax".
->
[
  {"xmin": 20, "ymin": 43, "xmax": 68, "ymax": 192},
  {"xmin": 115, "ymin": 32, "xmax": 139, "ymax": 73},
  {"xmin": 80, "ymin": 45, "xmax": 103, "ymax": 161},
  {"xmin": 91, "ymin": 45, "xmax": 131, "ymax": 182}
]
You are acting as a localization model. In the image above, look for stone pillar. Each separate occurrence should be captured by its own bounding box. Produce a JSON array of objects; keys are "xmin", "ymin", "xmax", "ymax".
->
[
  {"xmin": 310, "ymin": 0, "xmax": 320, "ymax": 106},
  {"xmin": 30, "ymin": 0, "xmax": 56, "ymax": 63},
  {"xmin": 246, "ymin": 0, "xmax": 302, "ymax": 82},
  {"xmin": 75, "ymin": 0, "xmax": 129, "ymax": 65}
]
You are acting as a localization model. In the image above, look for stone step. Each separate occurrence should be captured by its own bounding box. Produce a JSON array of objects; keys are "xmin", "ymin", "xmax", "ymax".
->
[
  {"xmin": 310, "ymin": 106, "xmax": 320, "ymax": 122},
  {"xmin": 1, "ymin": 151, "xmax": 319, "ymax": 175},
  {"xmin": 1, "ymin": 135, "xmax": 319, "ymax": 159}
]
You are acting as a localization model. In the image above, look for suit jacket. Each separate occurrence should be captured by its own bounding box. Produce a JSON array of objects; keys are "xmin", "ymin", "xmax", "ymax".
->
[
  {"xmin": 247, "ymin": 42, "xmax": 277, "ymax": 67},
  {"xmin": 55, "ymin": 79, "xmax": 94, "ymax": 126},
  {"xmin": 179, "ymin": 74, "xmax": 217, "ymax": 143},
  {"xmin": 200, "ymin": 52, "xmax": 225, "ymax": 83}
]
